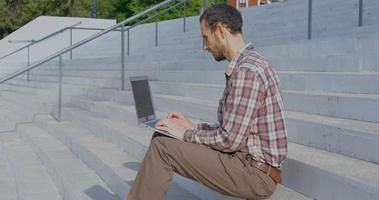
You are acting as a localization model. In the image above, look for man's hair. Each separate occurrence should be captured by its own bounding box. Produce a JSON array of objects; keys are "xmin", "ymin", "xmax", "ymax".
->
[{"xmin": 200, "ymin": 4, "xmax": 243, "ymax": 34}]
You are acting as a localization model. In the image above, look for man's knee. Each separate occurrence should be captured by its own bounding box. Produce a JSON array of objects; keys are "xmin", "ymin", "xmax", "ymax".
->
[
  {"xmin": 150, "ymin": 132, "xmax": 173, "ymax": 152},
  {"xmin": 151, "ymin": 132, "xmax": 178, "ymax": 145},
  {"xmin": 151, "ymin": 131, "xmax": 166, "ymax": 140},
  {"xmin": 150, "ymin": 132, "xmax": 182, "ymax": 157}
]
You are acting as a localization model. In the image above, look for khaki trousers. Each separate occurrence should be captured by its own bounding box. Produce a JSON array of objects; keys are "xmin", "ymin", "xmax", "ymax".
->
[{"xmin": 127, "ymin": 133, "xmax": 277, "ymax": 200}]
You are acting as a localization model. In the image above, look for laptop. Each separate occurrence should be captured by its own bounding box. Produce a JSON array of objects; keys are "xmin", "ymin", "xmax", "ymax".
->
[{"xmin": 129, "ymin": 76, "xmax": 182, "ymax": 140}]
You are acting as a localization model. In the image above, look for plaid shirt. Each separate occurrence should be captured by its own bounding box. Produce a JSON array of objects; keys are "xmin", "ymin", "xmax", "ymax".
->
[{"xmin": 184, "ymin": 43, "xmax": 288, "ymax": 168}]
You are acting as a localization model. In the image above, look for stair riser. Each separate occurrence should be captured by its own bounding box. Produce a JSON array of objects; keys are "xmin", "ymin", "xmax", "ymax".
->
[
  {"xmin": 286, "ymin": 118, "xmax": 379, "ymax": 164},
  {"xmin": 283, "ymin": 158, "xmax": 379, "ymax": 200},
  {"xmin": 155, "ymin": 71, "xmax": 379, "ymax": 94}
]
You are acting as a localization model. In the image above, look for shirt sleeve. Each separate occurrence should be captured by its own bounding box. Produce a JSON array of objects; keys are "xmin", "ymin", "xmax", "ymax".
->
[
  {"xmin": 196, "ymin": 123, "xmax": 218, "ymax": 130},
  {"xmin": 184, "ymin": 67, "xmax": 264, "ymax": 152}
]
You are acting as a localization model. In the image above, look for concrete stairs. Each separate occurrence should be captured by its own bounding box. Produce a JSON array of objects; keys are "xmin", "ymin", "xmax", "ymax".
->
[
  {"xmin": 68, "ymin": 87, "xmax": 379, "ymax": 199},
  {"xmin": 62, "ymin": 96, "xmax": 311, "ymax": 200}
]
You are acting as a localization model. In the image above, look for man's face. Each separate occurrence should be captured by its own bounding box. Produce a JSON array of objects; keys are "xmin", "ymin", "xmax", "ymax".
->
[{"xmin": 200, "ymin": 21, "xmax": 226, "ymax": 61}]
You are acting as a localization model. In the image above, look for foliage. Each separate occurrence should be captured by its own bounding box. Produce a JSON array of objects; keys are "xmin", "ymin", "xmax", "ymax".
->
[{"xmin": 0, "ymin": 0, "xmax": 226, "ymax": 39}]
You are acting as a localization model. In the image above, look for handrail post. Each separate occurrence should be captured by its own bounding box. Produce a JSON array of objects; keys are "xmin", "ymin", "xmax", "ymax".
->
[
  {"xmin": 155, "ymin": 18, "xmax": 158, "ymax": 47},
  {"xmin": 308, "ymin": 0, "xmax": 312, "ymax": 40},
  {"xmin": 183, "ymin": 0, "xmax": 187, "ymax": 32},
  {"xmin": 58, "ymin": 55, "xmax": 63, "ymax": 121},
  {"xmin": 70, "ymin": 28, "xmax": 73, "ymax": 59},
  {"xmin": 27, "ymin": 46, "xmax": 30, "ymax": 81},
  {"xmin": 127, "ymin": 29, "xmax": 130, "ymax": 56},
  {"xmin": 121, "ymin": 24, "xmax": 125, "ymax": 91},
  {"xmin": 359, "ymin": 0, "xmax": 363, "ymax": 27}
]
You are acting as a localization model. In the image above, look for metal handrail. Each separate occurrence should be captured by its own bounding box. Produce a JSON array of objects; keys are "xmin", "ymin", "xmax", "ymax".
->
[
  {"xmin": 0, "ymin": 0, "xmax": 185, "ymax": 84},
  {"xmin": 69, "ymin": 0, "xmax": 188, "ymax": 52},
  {"xmin": 0, "ymin": 21, "xmax": 82, "ymax": 61},
  {"xmin": 0, "ymin": 0, "xmax": 188, "ymax": 121},
  {"xmin": 131, "ymin": 0, "xmax": 187, "ymax": 28},
  {"xmin": 307, "ymin": 0, "xmax": 364, "ymax": 40}
]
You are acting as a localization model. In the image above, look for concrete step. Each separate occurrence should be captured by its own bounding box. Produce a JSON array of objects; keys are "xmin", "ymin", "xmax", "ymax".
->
[
  {"xmin": 0, "ymin": 89, "xmax": 54, "ymax": 112},
  {"xmin": 151, "ymin": 93, "xmax": 379, "ymax": 162},
  {"xmin": 121, "ymin": 22, "xmax": 379, "ymax": 58},
  {"xmin": 2, "ymin": 78, "xmax": 113, "ymax": 99},
  {"xmin": 0, "ymin": 78, "xmax": 127, "ymax": 121},
  {"xmin": 65, "ymin": 95, "xmax": 379, "ymax": 200},
  {"xmin": 55, "ymin": 23, "xmax": 379, "ymax": 63},
  {"xmin": 26, "ymin": 68, "xmax": 156, "ymax": 80},
  {"xmin": 0, "ymin": 105, "xmax": 22, "ymax": 132},
  {"xmin": 70, "ymin": 48, "xmax": 378, "ymax": 73},
  {"xmin": 0, "ymin": 99, "xmax": 15, "ymax": 132},
  {"xmin": 116, "ymin": 20, "xmax": 379, "ymax": 55},
  {"xmin": 0, "ymin": 134, "xmax": 20, "ymax": 200},
  {"xmin": 11, "ymin": 74, "xmax": 125, "ymax": 90},
  {"xmin": 278, "ymin": 71, "xmax": 379, "ymax": 94},
  {"xmin": 0, "ymin": 135, "xmax": 61, "ymax": 200},
  {"xmin": 0, "ymin": 96, "xmax": 41, "ymax": 128},
  {"xmin": 33, "ymin": 114, "xmax": 204, "ymax": 200},
  {"xmin": 1, "ymin": 81, "xmax": 49, "ymax": 95},
  {"xmin": 283, "ymin": 90, "xmax": 379, "ymax": 123},
  {"xmin": 5, "ymin": 79, "xmax": 51, "ymax": 89},
  {"xmin": 16, "ymin": 123, "xmax": 119, "ymax": 200},
  {"xmin": 268, "ymin": 54, "xmax": 371, "ymax": 72},
  {"xmin": 127, "ymin": 54, "xmax": 374, "ymax": 72},
  {"xmin": 0, "ymin": 119, "xmax": 12, "ymax": 132},
  {"xmin": 155, "ymin": 70, "xmax": 379, "ymax": 94},
  {"xmin": 131, "ymin": 10, "xmax": 378, "ymax": 49},
  {"xmin": 60, "ymin": 104, "xmax": 312, "ymax": 200},
  {"xmin": 283, "ymin": 142, "xmax": 379, "ymax": 200},
  {"xmin": 285, "ymin": 111, "xmax": 379, "ymax": 164},
  {"xmin": 73, "ymin": 88, "xmax": 379, "ymax": 164},
  {"xmin": 256, "ymin": 33, "xmax": 379, "ymax": 58},
  {"xmin": 147, "ymin": 81, "xmax": 379, "ymax": 123}
]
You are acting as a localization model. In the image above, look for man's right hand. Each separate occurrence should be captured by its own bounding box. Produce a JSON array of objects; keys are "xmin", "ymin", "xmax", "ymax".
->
[{"xmin": 167, "ymin": 112, "xmax": 197, "ymax": 130}]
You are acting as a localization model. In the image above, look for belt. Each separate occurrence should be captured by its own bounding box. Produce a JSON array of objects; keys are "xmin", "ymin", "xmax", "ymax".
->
[{"xmin": 245, "ymin": 154, "xmax": 282, "ymax": 184}]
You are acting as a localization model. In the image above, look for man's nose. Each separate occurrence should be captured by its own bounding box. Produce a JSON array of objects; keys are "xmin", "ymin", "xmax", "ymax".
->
[
  {"xmin": 203, "ymin": 45, "xmax": 210, "ymax": 52},
  {"xmin": 203, "ymin": 40, "xmax": 208, "ymax": 51}
]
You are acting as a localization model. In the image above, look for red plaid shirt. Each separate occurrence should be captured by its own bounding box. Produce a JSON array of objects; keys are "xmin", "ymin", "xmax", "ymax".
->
[{"xmin": 184, "ymin": 43, "xmax": 288, "ymax": 167}]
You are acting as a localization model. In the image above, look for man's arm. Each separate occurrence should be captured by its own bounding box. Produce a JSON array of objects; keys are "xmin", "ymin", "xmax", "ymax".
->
[
  {"xmin": 197, "ymin": 123, "xmax": 219, "ymax": 130},
  {"xmin": 184, "ymin": 67, "xmax": 264, "ymax": 152},
  {"xmin": 166, "ymin": 112, "xmax": 218, "ymax": 131}
]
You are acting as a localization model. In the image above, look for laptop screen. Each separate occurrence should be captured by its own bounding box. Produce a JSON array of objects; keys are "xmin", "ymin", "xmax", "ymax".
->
[{"xmin": 130, "ymin": 78, "xmax": 155, "ymax": 120}]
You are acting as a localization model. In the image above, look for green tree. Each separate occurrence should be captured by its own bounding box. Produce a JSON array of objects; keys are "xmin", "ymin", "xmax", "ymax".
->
[{"xmin": 0, "ymin": 0, "xmax": 226, "ymax": 39}]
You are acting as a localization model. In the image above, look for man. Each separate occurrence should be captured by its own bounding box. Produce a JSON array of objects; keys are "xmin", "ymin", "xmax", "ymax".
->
[{"xmin": 128, "ymin": 4, "xmax": 287, "ymax": 200}]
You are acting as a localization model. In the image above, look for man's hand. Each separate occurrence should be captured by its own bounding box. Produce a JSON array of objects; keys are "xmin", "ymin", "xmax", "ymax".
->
[
  {"xmin": 155, "ymin": 118, "xmax": 188, "ymax": 140},
  {"xmin": 167, "ymin": 112, "xmax": 196, "ymax": 130}
]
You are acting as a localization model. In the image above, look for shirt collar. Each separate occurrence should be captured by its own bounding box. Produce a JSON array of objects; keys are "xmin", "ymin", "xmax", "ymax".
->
[{"xmin": 225, "ymin": 43, "xmax": 253, "ymax": 77}]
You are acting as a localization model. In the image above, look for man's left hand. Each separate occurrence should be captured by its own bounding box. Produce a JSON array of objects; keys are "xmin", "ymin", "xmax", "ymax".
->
[{"xmin": 155, "ymin": 118, "xmax": 188, "ymax": 140}]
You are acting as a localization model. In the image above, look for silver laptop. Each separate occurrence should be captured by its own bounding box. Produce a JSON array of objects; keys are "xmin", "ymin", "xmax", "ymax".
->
[{"xmin": 129, "ymin": 76, "xmax": 182, "ymax": 140}]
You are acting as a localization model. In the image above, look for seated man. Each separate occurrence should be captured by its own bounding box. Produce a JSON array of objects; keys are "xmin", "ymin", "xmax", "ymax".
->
[{"xmin": 128, "ymin": 4, "xmax": 288, "ymax": 200}]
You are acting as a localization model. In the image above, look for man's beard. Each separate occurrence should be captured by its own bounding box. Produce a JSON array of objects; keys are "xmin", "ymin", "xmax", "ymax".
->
[
  {"xmin": 211, "ymin": 43, "xmax": 226, "ymax": 61},
  {"xmin": 208, "ymin": 35, "xmax": 225, "ymax": 61},
  {"xmin": 213, "ymin": 52, "xmax": 226, "ymax": 61}
]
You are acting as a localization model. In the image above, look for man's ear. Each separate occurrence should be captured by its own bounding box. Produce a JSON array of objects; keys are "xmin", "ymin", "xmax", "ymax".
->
[{"xmin": 216, "ymin": 23, "xmax": 230, "ymax": 39}]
